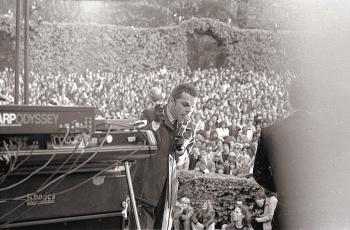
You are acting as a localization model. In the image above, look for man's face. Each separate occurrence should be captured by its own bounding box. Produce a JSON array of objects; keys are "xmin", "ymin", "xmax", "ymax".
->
[{"xmin": 170, "ymin": 92, "xmax": 197, "ymax": 122}]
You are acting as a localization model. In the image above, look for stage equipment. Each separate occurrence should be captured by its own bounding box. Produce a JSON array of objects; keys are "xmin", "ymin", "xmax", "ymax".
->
[{"xmin": 0, "ymin": 106, "xmax": 157, "ymax": 230}]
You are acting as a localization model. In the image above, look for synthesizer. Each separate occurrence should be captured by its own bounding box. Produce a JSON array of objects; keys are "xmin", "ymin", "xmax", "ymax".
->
[
  {"xmin": 0, "ymin": 105, "xmax": 95, "ymax": 134},
  {"xmin": 0, "ymin": 129, "xmax": 157, "ymax": 174}
]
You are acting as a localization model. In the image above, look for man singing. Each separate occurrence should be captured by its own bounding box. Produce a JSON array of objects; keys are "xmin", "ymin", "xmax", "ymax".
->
[{"xmin": 131, "ymin": 83, "xmax": 198, "ymax": 230}]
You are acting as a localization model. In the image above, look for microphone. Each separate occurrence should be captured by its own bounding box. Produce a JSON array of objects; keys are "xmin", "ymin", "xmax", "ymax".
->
[{"xmin": 174, "ymin": 115, "xmax": 191, "ymax": 153}]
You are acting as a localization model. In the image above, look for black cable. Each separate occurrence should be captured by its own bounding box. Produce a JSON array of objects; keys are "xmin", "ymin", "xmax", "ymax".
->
[
  {"xmin": 0, "ymin": 137, "xmax": 85, "ymax": 225},
  {"xmin": 55, "ymin": 139, "xmax": 146, "ymax": 196},
  {"xmin": 0, "ymin": 127, "xmax": 148, "ymax": 227},
  {"xmin": 0, "ymin": 134, "xmax": 79, "ymax": 224},
  {"xmin": 0, "ymin": 133, "xmax": 81, "ymax": 202},
  {"xmin": 0, "ymin": 152, "xmax": 54, "ymax": 192},
  {"xmin": 0, "ymin": 129, "xmax": 70, "ymax": 192},
  {"xmin": 54, "ymin": 121, "xmax": 152, "ymax": 196},
  {"xmin": 0, "ymin": 122, "xmax": 150, "ymax": 226},
  {"xmin": 0, "ymin": 128, "xmax": 70, "ymax": 223},
  {"xmin": 34, "ymin": 125, "xmax": 112, "ymax": 194},
  {"xmin": 42, "ymin": 137, "xmax": 85, "ymax": 192},
  {"xmin": 38, "ymin": 134, "xmax": 84, "ymax": 191},
  {"xmin": 0, "ymin": 144, "xmax": 35, "ymax": 184}
]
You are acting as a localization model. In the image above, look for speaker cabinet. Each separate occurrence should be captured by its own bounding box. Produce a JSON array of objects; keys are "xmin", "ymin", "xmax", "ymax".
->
[{"xmin": 0, "ymin": 170, "xmax": 128, "ymax": 229}]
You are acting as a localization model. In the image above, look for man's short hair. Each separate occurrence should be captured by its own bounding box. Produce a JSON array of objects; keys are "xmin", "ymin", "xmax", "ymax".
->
[{"xmin": 170, "ymin": 83, "xmax": 198, "ymax": 100}]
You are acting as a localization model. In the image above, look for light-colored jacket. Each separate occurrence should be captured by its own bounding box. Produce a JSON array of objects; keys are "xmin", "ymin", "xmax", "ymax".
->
[{"xmin": 256, "ymin": 196, "xmax": 278, "ymax": 230}]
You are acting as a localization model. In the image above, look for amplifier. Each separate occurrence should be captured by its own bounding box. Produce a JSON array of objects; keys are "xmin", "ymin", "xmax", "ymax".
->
[
  {"xmin": 0, "ymin": 171, "xmax": 128, "ymax": 227},
  {"xmin": 0, "ymin": 105, "xmax": 95, "ymax": 134}
]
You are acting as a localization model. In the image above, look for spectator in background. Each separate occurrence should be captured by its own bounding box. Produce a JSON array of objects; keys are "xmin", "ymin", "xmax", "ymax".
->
[
  {"xmin": 221, "ymin": 141, "xmax": 231, "ymax": 162},
  {"xmin": 0, "ymin": 67, "xmax": 293, "ymax": 177},
  {"xmin": 213, "ymin": 152, "xmax": 224, "ymax": 173},
  {"xmin": 255, "ymin": 189, "xmax": 278, "ymax": 230},
  {"xmin": 216, "ymin": 121, "xmax": 230, "ymax": 140},
  {"xmin": 173, "ymin": 197, "xmax": 194, "ymax": 230},
  {"xmin": 188, "ymin": 147, "xmax": 201, "ymax": 170},
  {"xmin": 194, "ymin": 153, "xmax": 216, "ymax": 174},
  {"xmin": 251, "ymin": 192, "xmax": 265, "ymax": 230},
  {"xmin": 221, "ymin": 204, "xmax": 253, "ymax": 230},
  {"xmin": 223, "ymin": 153, "xmax": 238, "ymax": 176},
  {"xmin": 148, "ymin": 86, "xmax": 165, "ymax": 108},
  {"xmin": 228, "ymin": 118, "xmax": 240, "ymax": 139},
  {"xmin": 191, "ymin": 200, "xmax": 216, "ymax": 230},
  {"xmin": 193, "ymin": 110, "xmax": 205, "ymax": 133}
]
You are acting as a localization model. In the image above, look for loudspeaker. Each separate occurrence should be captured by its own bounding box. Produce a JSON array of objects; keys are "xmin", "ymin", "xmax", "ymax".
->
[{"xmin": 0, "ymin": 170, "xmax": 128, "ymax": 228}]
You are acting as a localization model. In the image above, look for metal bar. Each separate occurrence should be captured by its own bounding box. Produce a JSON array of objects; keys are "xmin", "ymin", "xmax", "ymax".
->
[
  {"xmin": 124, "ymin": 161, "xmax": 141, "ymax": 230},
  {"xmin": 14, "ymin": 0, "xmax": 21, "ymax": 104},
  {"xmin": 23, "ymin": 0, "xmax": 29, "ymax": 104},
  {"xmin": 0, "ymin": 212, "xmax": 123, "ymax": 229}
]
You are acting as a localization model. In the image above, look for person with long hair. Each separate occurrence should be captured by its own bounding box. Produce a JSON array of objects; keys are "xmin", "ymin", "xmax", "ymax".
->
[
  {"xmin": 221, "ymin": 204, "xmax": 253, "ymax": 230},
  {"xmin": 191, "ymin": 200, "xmax": 216, "ymax": 230},
  {"xmin": 255, "ymin": 189, "xmax": 278, "ymax": 230}
]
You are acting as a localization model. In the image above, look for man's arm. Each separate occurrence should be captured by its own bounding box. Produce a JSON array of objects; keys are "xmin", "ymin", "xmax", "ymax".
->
[{"xmin": 253, "ymin": 131, "xmax": 276, "ymax": 192}]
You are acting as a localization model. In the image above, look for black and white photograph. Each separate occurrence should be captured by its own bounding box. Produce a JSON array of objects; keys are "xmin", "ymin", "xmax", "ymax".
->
[{"xmin": 0, "ymin": 0, "xmax": 350, "ymax": 229}]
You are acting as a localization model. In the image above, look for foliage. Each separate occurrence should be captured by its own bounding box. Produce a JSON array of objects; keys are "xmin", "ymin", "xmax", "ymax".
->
[
  {"xmin": 0, "ymin": 16, "xmax": 300, "ymax": 73},
  {"xmin": 0, "ymin": 16, "xmax": 15, "ymax": 69},
  {"xmin": 0, "ymin": 0, "xmax": 238, "ymax": 27},
  {"xmin": 28, "ymin": 22, "xmax": 187, "ymax": 74},
  {"xmin": 177, "ymin": 170, "xmax": 262, "ymax": 225},
  {"xmin": 0, "ymin": 0, "xmax": 307, "ymax": 30},
  {"xmin": 182, "ymin": 18, "xmax": 299, "ymax": 71}
]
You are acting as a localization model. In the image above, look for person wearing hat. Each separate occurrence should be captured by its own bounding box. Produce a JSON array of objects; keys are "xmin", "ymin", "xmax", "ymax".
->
[{"xmin": 173, "ymin": 197, "xmax": 194, "ymax": 230}]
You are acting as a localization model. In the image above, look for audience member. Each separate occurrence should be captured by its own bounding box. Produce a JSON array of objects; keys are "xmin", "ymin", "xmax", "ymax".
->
[
  {"xmin": 191, "ymin": 200, "xmax": 216, "ymax": 230},
  {"xmin": 173, "ymin": 197, "xmax": 194, "ymax": 230}
]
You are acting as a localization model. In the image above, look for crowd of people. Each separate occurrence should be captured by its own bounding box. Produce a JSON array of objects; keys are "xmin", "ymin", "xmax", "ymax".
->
[
  {"xmin": 0, "ymin": 67, "xmax": 295, "ymax": 177},
  {"xmin": 174, "ymin": 187, "xmax": 278, "ymax": 230}
]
